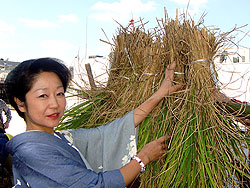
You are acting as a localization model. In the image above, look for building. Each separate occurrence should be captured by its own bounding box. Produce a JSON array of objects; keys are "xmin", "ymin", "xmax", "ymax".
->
[
  {"xmin": 0, "ymin": 58, "xmax": 20, "ymax": 103},
  {"xmin": 219, "ymin": 48, "xmax": 250, "ymax": 63},
  {"xmin": 0, "ymin": 58, "xmax": 20, "ymax": 81},
  {"xmin": 215, "ymin": 47, "xmax": 250, "ymax": 103}
]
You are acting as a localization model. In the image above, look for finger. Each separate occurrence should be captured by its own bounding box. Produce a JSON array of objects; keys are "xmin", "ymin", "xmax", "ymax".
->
[
  {"xmin": 160, "ymin": 150, "xmax": 167, "ymax": 155},
  {"xmin": 167, "ymin": 62, "xmax": 176, "ymax": 70},
  {"xmin": 161, "ymin": 144, "xmax": 168, "ymax": 150},
  {"xmin": 161, "ymin": 145, "xmax": 168, "ymax": 154},
  {"xmin": 166, "ymin": 64, "xmax": 176, "ymax": 80},
  {"xmin": 157, "ymin": 136, "xmax": 168, "ymax": 143},
  {"xmin": 169, "ymin": 84, "xmax": 185, "ymax": 93},
  {"xmin": 164, "ymin": 134, "xmax": 171, "ymax": 140}
]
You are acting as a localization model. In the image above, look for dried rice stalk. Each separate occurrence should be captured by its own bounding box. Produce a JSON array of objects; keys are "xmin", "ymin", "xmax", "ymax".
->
[{"xmin": 59, "ymin": 9, "xmax": 250, "ymax": 187}]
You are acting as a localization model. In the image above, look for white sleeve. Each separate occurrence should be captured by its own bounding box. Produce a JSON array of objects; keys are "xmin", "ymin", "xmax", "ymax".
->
[{"xmin": 58, "ymin": 110, "xmax": 138, "ymax": 172}]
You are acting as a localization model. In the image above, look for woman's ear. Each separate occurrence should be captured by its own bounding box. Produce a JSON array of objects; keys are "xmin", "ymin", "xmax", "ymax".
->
[{"xmin": 14, "ymin": 97, "xmax": 26, "ymax": 112}]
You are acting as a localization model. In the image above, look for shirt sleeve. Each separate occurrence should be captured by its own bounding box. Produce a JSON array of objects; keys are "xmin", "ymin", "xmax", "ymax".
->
[
  {"xmin": 12, "ymin": 142, "xmax": 125, "ymax": 188},
  {"xmin": 59, "ymin": 110, "xmax": 138, "ymax": 172},
  {"xmin": 2, "ymin": 101, "xmax": 12, "ymax": 123}
]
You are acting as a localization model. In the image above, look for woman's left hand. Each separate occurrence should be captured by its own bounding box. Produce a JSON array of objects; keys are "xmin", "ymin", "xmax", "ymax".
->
[
  {"xmin": 156, "ymin": 62, "xmax": 183, "ymax": 97},
  {"xmin": 134, "ymin": 62, "xmax": 183, "ymax": 127}
]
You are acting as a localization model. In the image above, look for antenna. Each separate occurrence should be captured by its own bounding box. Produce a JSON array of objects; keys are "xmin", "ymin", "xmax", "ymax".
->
[{"xmin": 85, "ymin": 16, "xmax": 88, "ymax": 59}]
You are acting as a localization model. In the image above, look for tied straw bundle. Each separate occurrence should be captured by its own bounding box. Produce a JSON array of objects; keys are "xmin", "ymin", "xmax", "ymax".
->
[{"xmin": 58, "ymin": 9, "xmax": 250, "ymax": 187}]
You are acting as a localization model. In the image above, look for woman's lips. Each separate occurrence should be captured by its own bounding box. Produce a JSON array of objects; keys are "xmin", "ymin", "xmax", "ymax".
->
[{"xmin": 47, "ymin": 113, "xmax": 59, "ymax": 119}]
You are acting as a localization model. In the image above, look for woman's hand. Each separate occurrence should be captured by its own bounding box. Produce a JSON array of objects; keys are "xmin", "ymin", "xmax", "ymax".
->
[
  {"xmin": 120, "ymin": 135, "xmax": 170, "ymax": 186},
  {"xmin": 134, "ymin": 62, "xmax": 183, "ymax": 127},
  {"xmin": 136, "ymin": 135, "xmax": 169, "ymax": 165},
  {"xmin": 156, "ymin": 62, "xmax": 183, "ymax": 97}
]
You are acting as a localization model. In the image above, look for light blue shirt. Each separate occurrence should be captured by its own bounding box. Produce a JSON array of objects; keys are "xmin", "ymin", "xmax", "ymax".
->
[{"xmin": 7, "ymin": 111, "xmax": 137, "ymax": 187}]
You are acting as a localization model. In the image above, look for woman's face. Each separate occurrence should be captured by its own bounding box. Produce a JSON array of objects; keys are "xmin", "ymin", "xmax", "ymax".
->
[{"xmin": 18, "ymin": 72, "xmax": 66, "ymax": 134}]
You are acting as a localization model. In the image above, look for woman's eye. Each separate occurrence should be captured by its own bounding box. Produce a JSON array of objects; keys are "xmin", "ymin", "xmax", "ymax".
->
[
  {"xmin": 39, "ymin": 94, "xmax": 47, "ymax": 98},
  {"xmin": 57, "ymin": 92, "xmax": 65, "ymax": 96}
]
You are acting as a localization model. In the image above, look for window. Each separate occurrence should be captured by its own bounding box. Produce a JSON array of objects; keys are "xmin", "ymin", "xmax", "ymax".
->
[
  {"xmin": 233, "ymin": 57, "xmax": 239, "ymax": 63},
  {"xmin": 220, "ymin": 55, "xmax": 227, "ymax": 62},
  {"xmin": 242, "ymin": 56, "xmax": 245, "ymax": 62}
]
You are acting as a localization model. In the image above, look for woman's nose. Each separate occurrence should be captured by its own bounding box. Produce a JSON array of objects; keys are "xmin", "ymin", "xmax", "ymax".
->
[{"xmin": 49, "ymin": 96, "xmax": 59, "ymax": 108}]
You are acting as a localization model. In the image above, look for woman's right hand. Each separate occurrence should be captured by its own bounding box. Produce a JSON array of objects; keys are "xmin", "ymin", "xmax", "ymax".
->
[
  {"xmin": 120, "ymin": 135, "xmax": 170, "ymax": 186},
  {"xmin": 137, "ymin": 135, "xmax": 169, "ymax": 166}
]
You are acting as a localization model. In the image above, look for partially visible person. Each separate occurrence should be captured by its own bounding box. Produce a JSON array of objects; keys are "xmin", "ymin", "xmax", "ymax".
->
[
  {"xmin": 0, "ymin": 99, "xmax": 13, "ymax": 187},
  {"xmin": 0, "ymin": 133, "xmax": 13, "ymax": 188},
  {"xmin": 213, "ymin": 89, "xmax": 250, "ymax": 187},
  {"xmin": 5, "ymin": 58, "xmax": 182, "ymax": 187},
  {"xmin": 0, "ymin": 99, "xmax": 12, "ymax": 134}
]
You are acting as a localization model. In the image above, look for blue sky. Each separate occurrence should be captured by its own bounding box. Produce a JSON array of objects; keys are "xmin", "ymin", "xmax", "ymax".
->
[{"xmin": 0, "ymin": 0, "xmax": 249, "ymax": 65}]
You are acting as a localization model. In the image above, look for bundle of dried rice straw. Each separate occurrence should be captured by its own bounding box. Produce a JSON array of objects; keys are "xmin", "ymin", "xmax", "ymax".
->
[{"xmin": 59, "ymin": 9, "xmax": 250, "ymax": 187}]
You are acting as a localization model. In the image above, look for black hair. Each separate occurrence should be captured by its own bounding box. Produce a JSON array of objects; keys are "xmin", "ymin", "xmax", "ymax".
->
[{"xmin": 4, "ymin": 57, "xmax": 71, "ymax": 120}]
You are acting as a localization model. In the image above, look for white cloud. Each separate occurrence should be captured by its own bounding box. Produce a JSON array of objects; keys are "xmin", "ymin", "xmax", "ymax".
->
[
  {"xmin": 0, "ymin": 33, "xmax": 4, "ymax": 40},
  {"xmin": 18, "ymin": 18, "xmax": 57, "ymax": 28},
  {"xmin": 178, "ymin": 7, "xmax": 201, "ymax": 17},
  {"xmin": 0, "ymin": 40, "xmax": 23, "ymax": 61},
  {"xmin": 0, "ymin": 20, "xmax": 16, "ymax": 40},
  {"xmin": 0, "ymin": 20, "xmax": 16, "ymax": 33},
  {"xmin": 90, "ymin": 12, "xmax": 128, "ymax": 22},
  {"xmin": 0, "ymin": 20, "xmax": 20, "ymax": 57},
  {"xmin": 40, "ymin": 40, "xmax": 77, "ymax": 50},
  {"xmin": 169, "ymin": 0, "xmax": 208, "ymax": 17},
  {"xmin": 169, "ymin": 0, "xmax": 208, "ymax": 6},
  {"xmin": 40, "ymin": 40, "xmax": 78, "ymax": 64},
  {"xmin": 92, "ymin": 44, "xmax": 111, "ymax": 57},
  {"xmin": 0, "ymin": 41, "xmax": 21, "ymax": 49},
  {"xmin": 90, "ymin": 0, "xmax": 156, "ymax": 22},
  {"xmin": 58, "ymin": 14, "xmax": 79, "ymax": 23}
]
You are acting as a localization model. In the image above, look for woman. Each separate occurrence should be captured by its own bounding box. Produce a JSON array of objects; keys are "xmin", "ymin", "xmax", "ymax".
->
[{"xmin": 5, "ymin": 58, "xmax": 182, "ymax": 187}]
